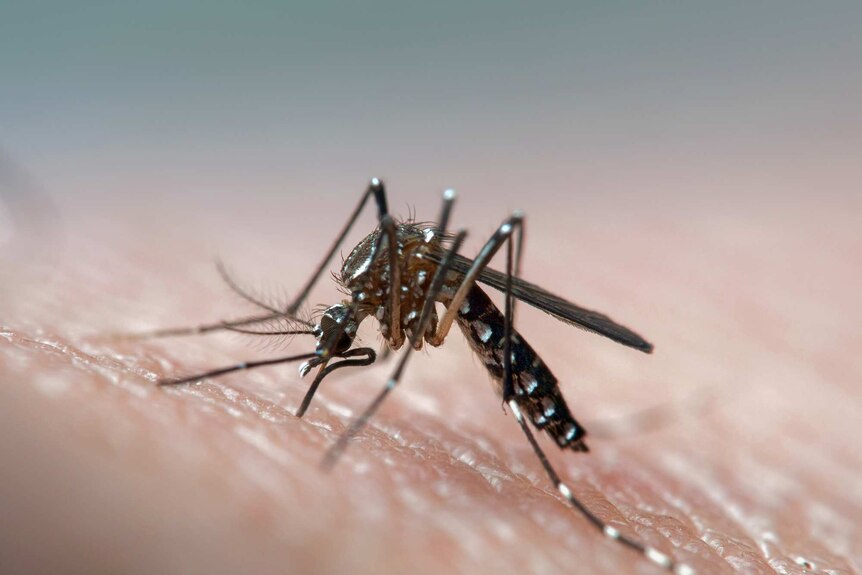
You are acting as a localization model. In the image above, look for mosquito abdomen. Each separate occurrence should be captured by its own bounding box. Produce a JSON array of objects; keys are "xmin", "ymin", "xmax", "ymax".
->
[{"xmin": 454, "ymin": 286, "xmax": 588, "ymax": 451}]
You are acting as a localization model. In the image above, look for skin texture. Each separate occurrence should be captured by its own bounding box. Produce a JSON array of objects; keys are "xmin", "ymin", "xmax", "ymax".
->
[{"xmin": 1, "ymin": 187, "xmax": 860, "ymax": 575}]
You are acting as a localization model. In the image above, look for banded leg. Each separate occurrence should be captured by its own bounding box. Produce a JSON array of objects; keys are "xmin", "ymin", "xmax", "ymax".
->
[
  {"xmin": 507, "ymin": 400, "xmax": 692, "ymax": 574},
  {"xmin": 427, "ymin": 212, "xmax": 525, "ymax": 352},
  {"xmin": 286, "ymin": 178, "xmax": 389, "ymax": 316},
  {"xmin": 435, "ymin": 188, "xmax": 457, "ymax": 236},
  {"xmin": 487, "ymin": 212, "xmax": 690, "ymax": 572},
  {"xmin": 379, "ymin": 214, "xmax": 403, "ymax": 348},
  {"xmin": 321, "ymin": 229, "xmax": 468, "ymax": 469}
]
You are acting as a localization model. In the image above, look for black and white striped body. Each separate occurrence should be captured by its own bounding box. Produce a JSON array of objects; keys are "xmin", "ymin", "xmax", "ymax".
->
[{"xmin": 454, "ymin": 285, "xmax": 588, "ymax": 452}]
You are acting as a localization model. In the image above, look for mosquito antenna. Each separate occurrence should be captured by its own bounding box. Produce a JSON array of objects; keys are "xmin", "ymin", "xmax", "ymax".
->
[
  {"xmin": 321, "ymin": 229, "xmax": 468, "ymax": 469},
  {"xmin": 115, "ymin": 311, "xmax": 293, "ymax": 340},
  {"xmin": 501, "ymin": 214, "xmax": 523, "ymax": 401},
  {"xmin": 216, "ymin": 259, "xmax": 282, "ymax": 314},
  {"xmin": 221, "ymin": 325, "xmax": 318, "ymax": 337}
]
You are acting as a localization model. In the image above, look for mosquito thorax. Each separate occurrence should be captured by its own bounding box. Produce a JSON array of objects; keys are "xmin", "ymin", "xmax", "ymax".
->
[{"xmin": 339, "ymin": 222, "xmax": 448, "ymax": 350}]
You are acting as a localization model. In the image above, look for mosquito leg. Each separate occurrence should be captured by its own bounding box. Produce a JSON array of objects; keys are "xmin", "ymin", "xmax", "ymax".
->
[
  {"xmin": 321, "ymin": 230, "xmax": 468, "ymax": 469},
  {"xmin": 158, "ymin": 351, "xmax": 319, "ymax": 386},
  {"xmin": 435, "ymin": 188, "xmax": 457, "ymax": 236},
  {"xmin": 286, "ymin": 178, "xmax": 389, "ymax": 316},
  {"xmin": 500, "ymin": 211, "xmax": 525, "ymax": 401},
  {"xmin": 507, "ymin": 400, "xmax": 692, "ymax": 574},
  {"xmin": 493, "ymin": 218, "xmax": 689, "ymax": 569},
  {"xmin": 380, "ymin": 215, "xmax": 403, "ymax": 348},
  {"xmin": 296, "ymin": 347, "xmax": 377, "ymax": 417},
  {"xmin": 428, "ymin": 212, "xmax": 524, "ymax": 347}
]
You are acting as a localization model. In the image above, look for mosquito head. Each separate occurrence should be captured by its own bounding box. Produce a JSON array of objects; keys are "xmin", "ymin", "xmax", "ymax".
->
[{"xmin": 316, "ymin": 303, "xmax": 359, "ymax": 355}]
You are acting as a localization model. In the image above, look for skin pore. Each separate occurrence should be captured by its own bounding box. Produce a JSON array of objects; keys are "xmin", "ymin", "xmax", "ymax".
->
[{"xmin": 1, "ymin": 188, "xmax": 860, "ymax": 575}]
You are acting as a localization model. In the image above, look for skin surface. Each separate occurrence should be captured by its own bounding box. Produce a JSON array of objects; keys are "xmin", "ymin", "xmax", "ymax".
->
[{"xmin": 1, "ymin": 187, "xmax": 860, "ymax": 575}]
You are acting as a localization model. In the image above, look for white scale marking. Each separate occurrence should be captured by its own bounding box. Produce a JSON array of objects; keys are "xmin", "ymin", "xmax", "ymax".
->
[
  {"xmin": 646, "ymin": 548, "xmax": 672, "ymax": 568},
  {"xmin": 475, "ymin": 321, "xmax": 493, "ymax": 343},
  {"xmin": 509, "ymin": 399, "xmax": 685, "ymax": 573},
  {"xmin": 350, "ymin": 254, "xmax": 373, "ymax": 281}
]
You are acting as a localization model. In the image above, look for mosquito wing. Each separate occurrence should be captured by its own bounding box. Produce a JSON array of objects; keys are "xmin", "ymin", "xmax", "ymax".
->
[{"xmin": 445, "ymin": 253, "xmax": 654, "ymax": 353}]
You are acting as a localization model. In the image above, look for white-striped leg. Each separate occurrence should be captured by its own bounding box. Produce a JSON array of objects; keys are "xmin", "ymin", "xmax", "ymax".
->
[
  {"xmin": 380, "ymin": 214, "xmax": 404, "ymax": 349},
  {"xmin": 321, "ymin": 229, "xmax": 468, "ymax": 469},
  {"xmin": 427, "ymin": 212, "xmax": 523, "ymax": 347},
  {"xmin": 507, "ymin": 400, "xmax": 694, "ymax": 574},
  {"xmin": 436, "ymin": 188, "xmax": 457, "ymax": 236},
  {"xmin": 286, "ymin": 178, "xmax": 389, "ymax": 316},
  {"xmin": 499, "ymin": 211, "xmax": 525, "ymax": 402}
]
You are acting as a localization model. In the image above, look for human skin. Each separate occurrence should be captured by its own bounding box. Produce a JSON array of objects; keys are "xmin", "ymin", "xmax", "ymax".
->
[{"xmin": 0, "ymin": 188, "xmax": 860, "ymax": 575}]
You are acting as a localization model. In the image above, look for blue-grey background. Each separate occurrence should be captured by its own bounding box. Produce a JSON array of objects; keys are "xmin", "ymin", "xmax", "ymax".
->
[{"xmin": 2, "ymin": 1, "xmax": 860, "ymax": 216}]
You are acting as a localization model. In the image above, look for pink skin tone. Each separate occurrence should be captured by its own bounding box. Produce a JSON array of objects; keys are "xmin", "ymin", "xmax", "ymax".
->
[{"xmin": 1, "ymin": 190, "xmax": 860, "ymax": 575}]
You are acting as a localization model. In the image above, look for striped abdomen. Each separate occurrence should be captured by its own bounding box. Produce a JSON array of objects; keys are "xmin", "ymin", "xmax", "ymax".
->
[{"xmin": 454, "ymin": 286, "xmax": 588, "ymax": 452}]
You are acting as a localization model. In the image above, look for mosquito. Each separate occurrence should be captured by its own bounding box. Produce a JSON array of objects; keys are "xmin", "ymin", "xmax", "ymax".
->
[{"xmin": 145, "ymin": 178, "xmax": 692, "ymax": 574}]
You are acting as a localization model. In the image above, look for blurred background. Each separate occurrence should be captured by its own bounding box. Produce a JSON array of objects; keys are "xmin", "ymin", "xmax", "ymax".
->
[{"xmin": 2, "ymin": 1, "xmax": 860, "ymax": 213}]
